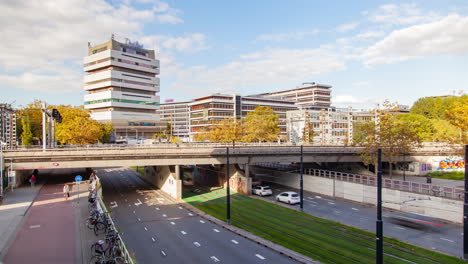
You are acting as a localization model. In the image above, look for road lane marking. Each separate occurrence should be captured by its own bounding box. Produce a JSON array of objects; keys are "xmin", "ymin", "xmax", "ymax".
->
[
  {"xmin": 396, "ymin": 226, "xmax": 406, "ymax": 230},
  {"xmin": 231, "ymin": 239, "xmax": 239, "ymax": 244},
  {"xmin": 255, "ymin": 254, "xmax": 266, "ymax": 260},
  {"xmin": 309, "ymin": 204, "xmax": 317, "ymax": 207},
  {"xmin": 128, "ymin": 204, "xmax": 131, "ymax": 207},
  {"xmin": 307, "ymin": 201, "xmax": 318, "ymax": 204},
  {"xmin": 210, "ymin": 256, "xmax": 220, "ymax": 262},
  {"xmin": 440, "ymin": 238, "xmax": 454, "ymax": 243},
  {"xmin": 156, "ymin": 207, "xmax": 160, "ymax": 210},
  {"xmin": 193, "ymin": 242, "xmax": 201, "ymax": 247},
  {"xmin": 328, "ymin": 202, "xmax": 335, "ymax": 205},
  {"xmin": 29, "ymin": 225, "xmax": 41, "ymax": 229},
  {"xmin": 307, "ymin": 197, "xmax": 314, "ymax": 199},
  {"xmin": 152, "ymin": 237, "xmax": 156, "ymax": 242},
  {"xmin": 124, "ymin": 199, "xmax": 127, "ymax": 202},
  {"xmin": 133, "ymin": 210, "xmax": 135, "ymax": 214},
  {"xmin": 181, "ymin": 231, "xmax": 187, "ymax": 235},
  {"xmin": 170, "ymin": 222, "xmax": 176, "ymax": 225},
  {"xmin": 138, "ymin": 218, "xmax": 141, "ymax": 222},
  {"xmin": 334, "ymin": 210, "xmax": 341, "ymax": 214},
  {"xmin": 134, "ymin": 199, "xmax": 143, "ymax": 206},
  {"xmin": 188, "ymin": 213, "xmax": 194, "ymax": 216},
  {"xmin": 162, "ymin": 214, "xmax": 167, "ymax": 217},
  {"xmin": 144, "ymin": 227, "xmax": 148, "ymax": 231},
  {"xmin": 213, "ymin": 229, "xmax": 220, "ymax": 233},
  {"xmin": 161, "ymin": 250, "xmax": 167, "ymax": 257},
  {"xmin": 200, "ymin": 220, "xmax": 205, "ymax": 223},
  {"xmin": 110, "ymin": 201, "xmax": 118, "ymax": 209},
  {"xmin": 352, "ymin": 208, "xmax": 359, "ymax": 211},
  {"xmin": 178, "ymin": 206, "xmax": 183, "ymax": 209},
  {"xmin": 315, "ymin": 195, "xmax": 322, "ymax": 199}
]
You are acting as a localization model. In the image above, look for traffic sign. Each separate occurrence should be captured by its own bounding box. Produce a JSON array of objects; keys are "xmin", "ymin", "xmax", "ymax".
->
[{"xmin": 75, "ymin": 175, "xmax": 82, "ymax": 183}]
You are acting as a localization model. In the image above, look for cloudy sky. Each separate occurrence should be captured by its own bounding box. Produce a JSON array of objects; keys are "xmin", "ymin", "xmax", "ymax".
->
[{"xmin": 1, "ymin": 0, "xmax": 467, "ymax": 109}]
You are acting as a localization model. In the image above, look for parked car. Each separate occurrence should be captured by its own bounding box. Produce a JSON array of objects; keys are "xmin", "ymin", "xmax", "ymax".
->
[
  {"xmin": 276, "ymin": 191, "xmax": 300, "ymax": 204},
  {"xmin": 252, "ymin": 186, "xmax": 272, "ymax": 196}
]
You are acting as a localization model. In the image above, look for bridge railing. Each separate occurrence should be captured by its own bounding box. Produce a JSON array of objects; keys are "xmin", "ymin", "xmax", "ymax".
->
[{"xmin": 309, "ymin": 169, "xmax": 464, "ymax": 201}]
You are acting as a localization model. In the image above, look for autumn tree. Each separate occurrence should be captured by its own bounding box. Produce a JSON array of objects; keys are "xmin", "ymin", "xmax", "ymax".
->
[
  {"xmin": 445, "ymin": 95, "xmax": 468, "ymax": 143},
  {"xmin": 55, "ymin": 106, "xmax": 112, "ymax": 145},
  {"xmin": 17, "ymin": 99, "xmax": 46, "ymax": 144},
  {"xmin": 20, "ymin": 117, "xmax": 33, "ymax": 145},
  {"xmin": 242, "ymin": 106, "xmax": 280, "ymax": 142}
]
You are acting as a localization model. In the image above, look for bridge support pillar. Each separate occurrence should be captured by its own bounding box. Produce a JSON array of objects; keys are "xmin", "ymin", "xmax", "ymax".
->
[{"xmin": 139, "ymin": 165, "xmax": 182, "ymax": 200}]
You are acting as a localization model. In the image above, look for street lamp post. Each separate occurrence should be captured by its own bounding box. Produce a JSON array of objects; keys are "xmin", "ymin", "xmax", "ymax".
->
[
  {"xmin": 376, "ymin": 148, "xmax": 383, "ymax": 264},
  {"xmin": 300, "ymin": 145, "xmax": 304, "ymax": 211},
  {"xmin": 226, "ymin": 147, "xmax": 231, "ymax": 224},
  {"xmin": 464, "ymin": 144, "xmax": 468, "ymax": 259}
]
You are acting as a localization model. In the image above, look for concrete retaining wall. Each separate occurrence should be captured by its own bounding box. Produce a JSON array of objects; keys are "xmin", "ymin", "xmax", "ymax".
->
[
  {"xmin": 140, "ymin": 166, "xmax": 182, "ymax": 200},
  {"xmin": 252, "ymin": 167, "xmax": 462, "ymax": 223}
]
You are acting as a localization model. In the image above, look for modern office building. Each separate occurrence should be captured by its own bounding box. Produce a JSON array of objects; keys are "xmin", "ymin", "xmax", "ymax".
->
[
  {"xmin": 254, "ymin": 82, "xmax": 332, "ymax": 109},
  {"xmin": 156, "ymin": 101, "xmax": 191, "ymax": 141},
  {"xmin": 83, "ymin": 38, "xmax": 160, "ymax": 140},
  {"xmin": 0, "ymin": 104, "xmax": 17, "ymax": 149},
  {"xmin": 286, "ymin": 108, "xmax": 376, "ymax": 145},
  {"xmin": 188, "ymin": 94, "xmax": 298, "ymax": 140}
]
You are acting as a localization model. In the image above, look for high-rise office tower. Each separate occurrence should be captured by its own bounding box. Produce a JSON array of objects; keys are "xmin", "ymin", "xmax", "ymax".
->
[{"xmin": 83, "ymin": 38, "xmax": 160, "ymax": 140}]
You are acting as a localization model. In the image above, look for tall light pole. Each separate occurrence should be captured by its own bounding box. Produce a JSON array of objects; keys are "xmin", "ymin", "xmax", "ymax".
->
[
  {"xmin": 300, "ymin": 145, "xmax": 304, "ymax": 211},
  {"xmin": 464, "ymin": 144, "xmax": 468, "ymax": 259},
  {"xmin": 42, "ymin": 103, "xmax": 47, "ymax": 151},
  {"xmin": 0, "ymin": 141, "xmax": 5, "ymax": 200},
  {"xmin": 376, "ymin": 148, "xmax": 383, "ymax": 264},
  {"xmin": 226, "ymin": 147, "xmax": 231, "ymax": 224}
]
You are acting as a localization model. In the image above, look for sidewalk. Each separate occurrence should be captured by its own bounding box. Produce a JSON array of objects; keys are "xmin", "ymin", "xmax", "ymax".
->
[
  {"xmin": 0, "ymin": 180, "xmax": 95, "ymax": 264},
  {"xmin": 0, "ymin": 183, "xmax": 43, "ymax": 260}
]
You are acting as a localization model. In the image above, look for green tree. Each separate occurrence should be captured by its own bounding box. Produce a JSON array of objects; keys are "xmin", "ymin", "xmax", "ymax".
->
[
  {"xmin": 445, "ymin": 95, "xmax": 468, "ymax": 133},
  {"xmin": 394, "ymin": 113, "xmax": 434, "ymax": 142},
  {"xmin": 242, "ymin": 106, "xmax": 280, "ymax": 142},
  {"xmin": 17, "ymin": 100, "xmax": 46, "ymax": 143},
  {"xmin": 99, "ymin": 122, "xmax": 114, "ymax": 143},
  {"xmin": 410, "ymin": 96, "xmax": 460, "ymax": 119},
  {"xmin": 20, "ymin": 117, "xmax": 33, "ymax": 145},
  {"xmin": 431, "ymin": 119, "xmax": 461, "ymax": 144}
]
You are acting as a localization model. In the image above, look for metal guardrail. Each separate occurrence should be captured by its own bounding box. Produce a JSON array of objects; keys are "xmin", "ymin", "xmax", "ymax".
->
[
  {"xmin": 309, "ymin": 169, "xmax": 464, "ymax": 201},
  {"xmin": 95, "ymin": 176, "xmax": 134, "ymax": 264}
]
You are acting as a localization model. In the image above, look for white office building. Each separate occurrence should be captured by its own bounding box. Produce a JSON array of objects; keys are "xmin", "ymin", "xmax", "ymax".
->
[{"xmin": 83, "ymin": 38, "xmax": 160, "ymax": 140}]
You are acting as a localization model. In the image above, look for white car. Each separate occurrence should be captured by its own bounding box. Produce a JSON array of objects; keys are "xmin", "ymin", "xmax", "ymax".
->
[
  {"xmin": 252, "ymin": 186, "xmax": 272, "ymax": 196},
  {"xmin": 276, "ymin": 191, "xmax": 300, "ymax": 204}
]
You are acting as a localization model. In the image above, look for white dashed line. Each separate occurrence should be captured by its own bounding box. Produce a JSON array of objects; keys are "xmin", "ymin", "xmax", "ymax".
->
[
  {"xmin": 156, "ymin": 207, "xmax": 160, "ymax": 211},
  {"xmin": 193, "ymin": 242, "xmax": 201, "ymax": 247},
  {"xmin": 440, "ymin": 238, "xmax": 454, "ymax": 243},
  {"xmin": 151, "ymin": 237, "xmax": 156, "ymax": 242},
  {"xmin": 133, "ymin": 210, "xmax": 135, "ymax": 214},
  {"xmin": 255, "ymin": 254, "xmax": 266, "ymax": 260},
  {"xmin": 29, "ymin": 225, "xmax": 41, "ymax": 229},
  {"xmin": 328, "ymin": 202, "xmax": 335, "ymax": 205},
  {"xmin": 352, "ymin": 208, "xmax": 359, "ymax": 211},
  {"xmin": 188, "ymin": 213, "xmax": 194, "ymax": 216},
  {"xmin": 307, "ymin": 201, "xmax": 318, "ymax": 204},
  {"xmin": 395, "ymin": 226, "xmax": 406, "ymax": 230},
  {"xmin": 170, "ymin": 222, "xmax": 176, "ymax": 225},
  {"xmin": 181, "ymin": 231, "xmax": 187, "ymax": 235},
  {"xmin": 178, "ymin": 206, "xmax": 183, "ymax": 209},
  {"xmin": 213, "ymin": 229, "xmax": 220, "ymax": 233},
  {"xmin": 162, "ymin": 214, "xmax": 167, "ymax": 217},
  {"xmin": 200, "ymin": 220, "xmax": 205, "ymax": 224},
  {"xmin": 315, "ymin": 196, "xmax": 322, "ymax": 199},
  {"xmin": 210, "ymin": 256, "xmax": 220, "ymax": 262},
  {"xmin": 334, "ymin": 210, "xmax": 341, "ymax": 214},
  {"xmin": 128, "ymin": 204, "xmax": 131, "ymax": 207},
  {"xmin": 231, "ymin": 239, "xmax": 239, "ymax": 244},
  {"xmin": 161, "ymin": 250, "xmax": 167, "ymax": 257},
  {"xmin": 144, "ymin": 227, "xmax": 148, "ymax": 231},
  {"xmin": 137, "ymin": 218, "xmax": 141, "ymax": 222}
]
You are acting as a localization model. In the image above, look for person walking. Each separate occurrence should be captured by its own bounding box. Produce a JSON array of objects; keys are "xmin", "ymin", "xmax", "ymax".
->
[
  {"xmin": 29, "ymin": 174, "xmax": 36, "ymax": 187},
  {"xmin": 63, "ymin": 184, "xmax": 70, "ymax": 200}
]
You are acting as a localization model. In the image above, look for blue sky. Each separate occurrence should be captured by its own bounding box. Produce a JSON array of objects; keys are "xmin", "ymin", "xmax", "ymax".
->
[{"xmin": 0, "ymin": 0, "xmax": 467, "ymax": 109}]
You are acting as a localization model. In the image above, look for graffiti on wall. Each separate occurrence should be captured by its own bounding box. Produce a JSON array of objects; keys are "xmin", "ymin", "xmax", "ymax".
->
[
  {"xmin": 229, "ymin": 176, "xmax": 247, "ymax": 195},
  {"xmin": 437, "ymin": 159, "xmax": 465, "ymax": 170}
]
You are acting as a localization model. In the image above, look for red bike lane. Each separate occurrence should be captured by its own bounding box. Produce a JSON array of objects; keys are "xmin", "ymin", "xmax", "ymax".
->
[{"xmin": 3, "ymin": 183, "xmax": 76, "ymax": 264}]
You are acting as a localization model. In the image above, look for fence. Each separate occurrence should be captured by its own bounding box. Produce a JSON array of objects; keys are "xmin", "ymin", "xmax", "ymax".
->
[
  {"xmin": 95, "ymin": 176, "xmax": 134, "ymax": 264},
  {"xmin": 308, "ymin": 169, "xmax": 464, "ymax": 201}
]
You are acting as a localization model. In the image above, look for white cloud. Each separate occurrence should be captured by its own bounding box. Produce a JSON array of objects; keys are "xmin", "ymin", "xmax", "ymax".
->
[
  {"xmin": 336, "ymin": 23, "xmax": 359, "ymax": 33},
  {"xmin": 167, "ymin": 47, "xmax": 345, "ymax": 96},
  {"xmin": 145, "ymin": 33, "xmax": 209, "ymax": 53},
  {"xmin": 255, "ymin": 30, "xmax": 319, "ymax": 42},
  {"xmin": 332, "ymin": 95, "xmax": 376, "ymax": 105},
  {"xmin": 363, "ymin": 14, "xmax": 468, "ymax": 66},
  {"xmin": 0, "ymin": 0, "xmax": 190, "ymax": 93},
  {"xmin": 367, "ymin": 3, "xmax": 439, "ymax": 25}
]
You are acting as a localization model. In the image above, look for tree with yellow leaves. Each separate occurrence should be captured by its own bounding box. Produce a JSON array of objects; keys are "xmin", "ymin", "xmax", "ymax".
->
[{"xmin": 242, "ymin": 106, "xmax": 280, "ymax": 142}]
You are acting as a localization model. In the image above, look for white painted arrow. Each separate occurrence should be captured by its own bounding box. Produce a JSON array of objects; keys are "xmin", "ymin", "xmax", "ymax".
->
[
  {"xmin": 110, "ymin": 201, "xmax": 118, "ymax": 209},
  {"xmin": 134, "ymin": 199, "xmax": 143, "ymax": 206}
]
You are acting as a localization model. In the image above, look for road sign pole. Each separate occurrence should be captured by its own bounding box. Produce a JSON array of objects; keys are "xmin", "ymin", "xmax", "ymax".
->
[
  {"xmin": 376, "ymin": 148, "xmax": 383, "ymax": 264},
  {"xmin": 75, "ymin": 175, "xmax": 82, "ymax": 205},
  {"xmin": 300, "ymin": 145, "xmax": 304, "ymax": 211},
  {"xmin": 226, "ymin": 147, "xmax": 231, "ymax": 225},
  {"xmin": 464, "ymin": 145, "xmax": 468, "ymax": 259}
]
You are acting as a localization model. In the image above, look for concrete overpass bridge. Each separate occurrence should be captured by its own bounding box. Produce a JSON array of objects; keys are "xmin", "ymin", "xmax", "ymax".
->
[{"xmin": 2, "ymin": 144, "xmax": 460, "ymax": 170}]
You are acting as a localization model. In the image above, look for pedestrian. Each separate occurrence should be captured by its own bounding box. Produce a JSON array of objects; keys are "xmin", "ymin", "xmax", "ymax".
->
[
  {"xmin": 63, "ymin": 184, "xmax": 70, "ymax": 200},
  {"xmin": 29, "ymin": 174, "xmax": 36, "ymax": 187}
]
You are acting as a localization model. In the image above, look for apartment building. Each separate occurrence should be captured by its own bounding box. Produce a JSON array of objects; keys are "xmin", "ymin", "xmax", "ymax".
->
[
  {"xmin": 287, "ymin": 108, "xmax": 376, "ymax": 145},
  {"xmin": 156, "ymin": 101, "xmax": 191, "ymax": 141},
  {"xmin": 188, "ymin": 94, "xmax": 297, "ymax": 140},
  {"xmin": 0, "ymin": 104, "xmax": 17, "ymax": 149},
  {"xmin": 255, "ymin": 82, "xmax": 332, "ymax": 109},
  {"xmin": 83, "ymin": 38, "xmax": 160, "ymax": 140}
]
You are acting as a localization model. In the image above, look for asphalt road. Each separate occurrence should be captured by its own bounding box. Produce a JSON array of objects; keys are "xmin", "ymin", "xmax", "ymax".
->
[
  {"xmin": 97, "ymin": 168, "xmax": 298, "ymax": 264},
  {"xmin": 256, "ymin": 182, "xmax": 463, "ymax": 257}
]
